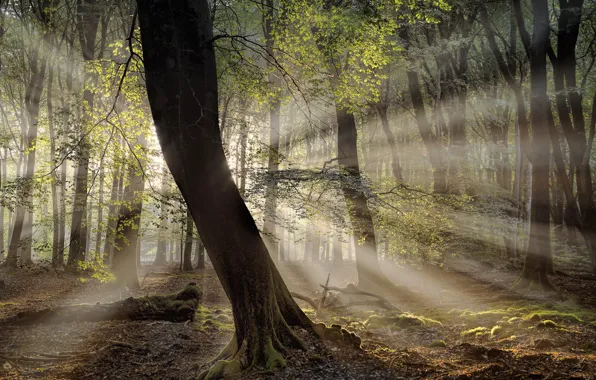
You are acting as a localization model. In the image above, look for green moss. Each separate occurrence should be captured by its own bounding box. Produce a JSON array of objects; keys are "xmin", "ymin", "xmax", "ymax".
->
[
  {"xmin": 508, "ymin": 317, "xmax": 521, "ymax": 324},
  {"xmin": 204, "ymin": 358, "xmax": 242, "ymax": 380},
  {"xmin": 460, "ymin": 327, "xmax": 489, "ymax": 337},
  {"xmin": 263, "ymin": 338, "xmax": 286, "ymax": 371},
  {"xmin": 366, "ymin": 313, "xmax": 441, "ymax": 330},
  {"xmin": 535, "ymin": 320, "xmax": 560, "ymax": 329},
  {"xmin": 428, "ymin": 340, "xmax": 447, "ymax": 348},
  {"xmin": 490, "ymin": 325, "xmax": 503, "ymax": 338},
  {"xmin": 175, "ymin": 284, "xmax": 203, "ymax": 301}
]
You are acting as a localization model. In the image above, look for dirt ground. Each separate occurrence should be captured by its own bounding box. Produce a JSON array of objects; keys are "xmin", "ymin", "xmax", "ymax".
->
[{"xmin": 1, "ymin": 257, "xmax": 596, "ymax": 379}]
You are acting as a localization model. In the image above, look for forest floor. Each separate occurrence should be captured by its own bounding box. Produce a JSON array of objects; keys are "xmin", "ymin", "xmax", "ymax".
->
[{"xmin": 1, "ymin": 255, "xmax": 596, "ymax": 379}]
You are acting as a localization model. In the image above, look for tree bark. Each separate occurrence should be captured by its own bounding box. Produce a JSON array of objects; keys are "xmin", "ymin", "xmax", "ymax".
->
[
  {"xmin": 68, "ymin": 0, "xmax": 103, "ymax": 267},
  {"xmin": 154, "ymin": 164, "xmax": 169, "ymax": 265},
  {"xmin": 112, "ymin": 133, "xmax": 147, "ymax": 289},
  {"xmin": 182, "ymin": 208, "xmax": 194, "ymax": 271},
  {"xmin": 5, "ymin": 33, "xmax": 49, "ymax": 267},
  {"xmin": 137, "ymin": 1, "xmax": 314, "ymax": 374},
  {"xmin": 517, "ymin": 0, "xmax": 554, "ymax": 290},
  {"xmin": 262, "ymin": 0, "xmax": 281, "ymax": 262}
]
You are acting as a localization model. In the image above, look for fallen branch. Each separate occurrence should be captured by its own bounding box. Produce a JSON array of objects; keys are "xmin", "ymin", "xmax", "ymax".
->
[
  {"xmin": 1, "ymin": 283, "xmax": 202, "ymax": 325},
  {"xmin": 290, "ymin": 292, "xmax": 318, "ymax": 310},
  {"xmin": 320, "ymin": 284, "xmax": 399, "ymax": 311}
]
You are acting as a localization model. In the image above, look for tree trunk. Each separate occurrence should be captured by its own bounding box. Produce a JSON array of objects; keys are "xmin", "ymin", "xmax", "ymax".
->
[
  {"xmin": 5, "ymin": 35, "xmax": 49, "ymax": 267},
  {"xmin": 94, "ymin": 159, "xmax": 105, "ymax": 257},
  {"xmin": 377, "ymin": 105, "xmax": 403, "ymax": 182},
  {"xmin": 334, "ymin": 106, "xmax": 394, "ymax": 290},
  {"xmin": 262, "ymin": 2, "xmax": 281, "ymax": 262},
  {"xmin": 404, "ymin": 67, "xmax": 447, "ymax": 193},
  {"xmin": 48, "ymin": 64, "xmax": 61, "ymax": 266},
  {"xmin": 137, "ymin": 1, "xmax": 316, "ymax": 374},
  {"xmin": 196, "ymin": 239, "xmax": 205, "ymax": 270},
  {"xmin": 183, "ymin": 208, "xmax": 194, "ymax": 271},
  {"xmin": 103, "ymin": 161, "xmax": 121, "ymax": 265},
  {"xmin": 112, "ymin": 133, "xmax": 147, "ymax": 289},
  {"xmin": 517, "ymin": 0, "xmax": 554, "ymax": 290},
  {"xmin": 154, "ymin": 164, "xmax": 169, "ymax": 265},
  {"xmin": 68, "ymin": 0, "xmax": 103, "ymax": 267}
]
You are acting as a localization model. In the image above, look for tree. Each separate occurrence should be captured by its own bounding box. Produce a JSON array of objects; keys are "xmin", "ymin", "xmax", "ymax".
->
[
  {"xmin": 112, "ymin": 132, "xmax": 147, "ymax": 289},
  {"xmin": 136, "ymin": 0, "xmax": 315, "ymax": 375},
  {"xmin": 182, "ymin": 208, "xmax": 194, "ymax": 271},
  {"xmin": 516, "ymin": 0, "xmax": 553, "ymax": 290}
]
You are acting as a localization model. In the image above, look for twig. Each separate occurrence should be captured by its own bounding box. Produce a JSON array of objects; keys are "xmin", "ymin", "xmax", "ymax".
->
[{"xmin": 318, "ymin": 273, "xmax": 331, "ymax": 312}]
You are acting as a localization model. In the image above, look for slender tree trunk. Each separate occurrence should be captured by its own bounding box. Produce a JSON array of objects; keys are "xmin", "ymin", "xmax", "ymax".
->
[
  {"xmin": 112, "ymin": 133, "xmax": 146, "ymax": 289},
  {"xmin": 183, "ymin": 208, "xmax": 194, "ymax": 271},
  {"xmin": 262, "ymin": 2, "xmax": 281, "ymax": 262},
  {"xmin": 68, "ymin": 0, "xmax": 103, "ymax": 267},
  {"xmin": 138, "ymin": 2, "xmax": 314, "ymax": 373},
  {"xmin": 0, "ymin": 153, "xmax": 4, "ymax": 261},
  {"xmin": 335, "ymin": 106, "xmax": 394, "ymax": 290},
  {"xmin": 377, "ymin": 105, "xmax": 403, "ymax": 181},
  {"xmin": 5, "ymin": 36, "xmax": 49, "ymax": 267},
  {"xmin": 94, "ymin": 159, "xmax": 104, "ymax": 257},
  {"xmin": 154, "ymin": 164, "xmax": 169, "ymax": 265},
  {"xmin": 517, "ymin": 0, "xmax": 554, "ymax": 290},
  {"xmin": 103, "ymin": 161, "xmax": 121, "ymax": 264},
  {"xmin": 196, "ymin": 239, "xmax": 205, "ymax": 270}
]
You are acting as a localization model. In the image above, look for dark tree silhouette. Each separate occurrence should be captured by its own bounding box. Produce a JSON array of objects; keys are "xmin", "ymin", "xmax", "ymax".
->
[{"xmin": 137, "ymin": 0, "xmax": 316, "ymax": 376}]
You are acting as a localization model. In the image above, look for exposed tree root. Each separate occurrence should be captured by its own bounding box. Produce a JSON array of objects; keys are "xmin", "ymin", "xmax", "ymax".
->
[
  {"xmin": 198, "ymin": 326, "xmax": 305, "ymax": 380},
  {"xmin": 1, "ymin": 283, "xmax": 202, "ymax": 325}
]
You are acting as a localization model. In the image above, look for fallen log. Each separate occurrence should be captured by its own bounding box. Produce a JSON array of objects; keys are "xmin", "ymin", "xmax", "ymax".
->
[{"xmin": 1, "ymin": 283, "xmax": 202, "ymax": 325}]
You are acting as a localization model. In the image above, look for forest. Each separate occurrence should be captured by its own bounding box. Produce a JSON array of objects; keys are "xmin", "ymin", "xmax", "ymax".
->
[{"xmin": 1, "ymin": 0, "xmax": 596, "ymax": 378}]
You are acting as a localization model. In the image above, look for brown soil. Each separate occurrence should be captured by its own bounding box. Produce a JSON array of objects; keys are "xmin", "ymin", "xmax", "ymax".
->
[{"xmin": 1, "ymin": 259, "xmax": 595, "ymax": 379}]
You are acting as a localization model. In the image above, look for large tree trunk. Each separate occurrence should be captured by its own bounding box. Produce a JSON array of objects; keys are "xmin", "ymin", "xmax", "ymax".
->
[
  {"xmin": 137, "ymin": 0, "xmax": 316, "ymax": 375},
  {"xmin": 112, "ymin": 133, "xmax": 146, "ymax": 289},
  {"xmin": 517, "ymin": 0, "xmax": 554, "ymax": 290}
]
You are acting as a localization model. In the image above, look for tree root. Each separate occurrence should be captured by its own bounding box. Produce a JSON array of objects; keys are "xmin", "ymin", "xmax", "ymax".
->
[{"xmin": 198, "ymin": 333, "xmax": 296, "ymax": 380}]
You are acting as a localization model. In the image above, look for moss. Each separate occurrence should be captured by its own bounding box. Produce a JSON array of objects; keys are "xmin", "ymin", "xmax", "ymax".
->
[
  {"xmin": 366, "ymin": 313, "xmax": 440, "ymax": 330},
  {"xmin": 490, "ymin": 325, "xmax": 503, "ymax": 338},
  {"xmin": 428, "ymin": 340, "xmax": 447, "ymax": 348},
  {"xmin": 203, "ymin": 359, "xmax": 242, "ymax": 380},
  {"xmin": 175, "ymin": 283, "xmax": 203, "ymax": 301},
  {"xmin": 508, "ymin": 317, "xmax": 521, "ymax": 324},
  {"xmin": 263, "ymin": 338, "xmax": 286, "ymax": 371},
  {"xmin": 535, "ymin": 320, "xmax": 560, "ymax": 329},
  {"xmin": 460, "ymin": 327, "xmax": 489, "ymax": 337}
]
